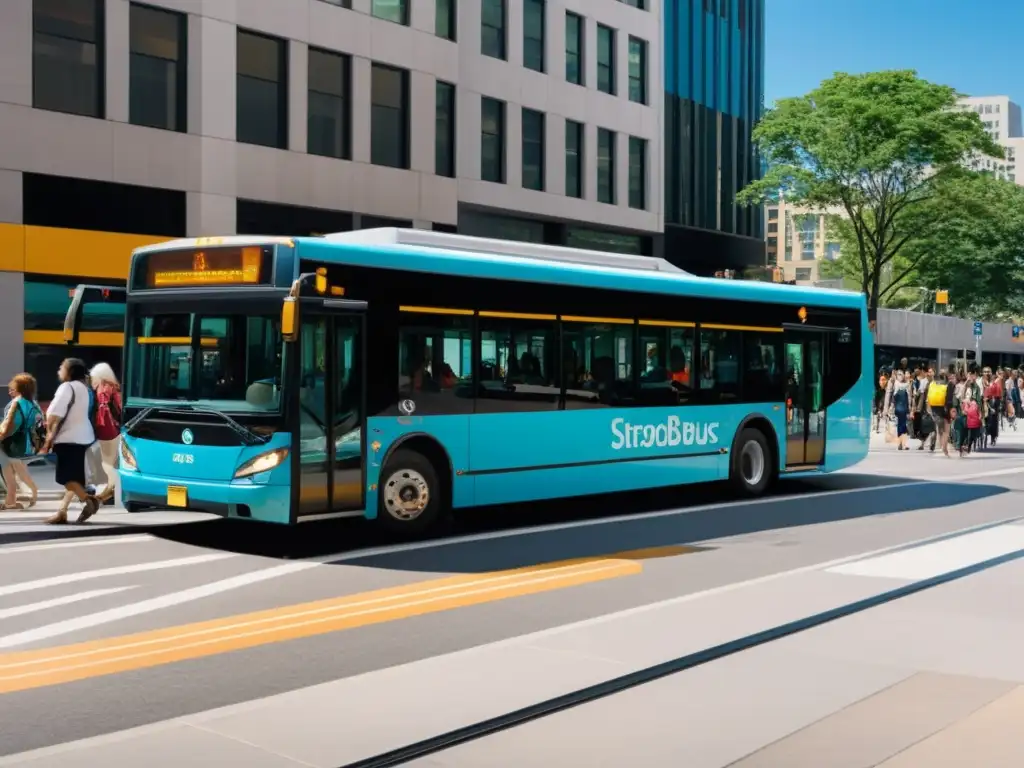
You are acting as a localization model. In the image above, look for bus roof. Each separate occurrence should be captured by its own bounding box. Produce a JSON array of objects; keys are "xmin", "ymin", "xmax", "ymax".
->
[
  {"xmin": 132, "ymin": 235, "xmax": 295, "ymax": 255},
  {"xmin": 296, "ymin": 229, "xmax": 866, "ymax": 311}
]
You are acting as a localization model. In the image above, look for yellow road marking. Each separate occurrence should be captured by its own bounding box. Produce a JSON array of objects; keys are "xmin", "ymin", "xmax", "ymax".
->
[{"xmin": 0, "ymin": 546, "xmax": 699, "ymax": 694}]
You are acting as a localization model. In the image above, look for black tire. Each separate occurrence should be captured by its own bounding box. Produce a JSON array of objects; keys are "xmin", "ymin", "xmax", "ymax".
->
[
  {"xmin": 729, "ymin": 427, "xmax": 774, "ymax": 497},
  {"xmin": 124, "ymin": 501, "xmax": 147, "ymax": 513},
  {"xmin": 376, "ymin": 449, "xmax": 446, "ymax": 537}
]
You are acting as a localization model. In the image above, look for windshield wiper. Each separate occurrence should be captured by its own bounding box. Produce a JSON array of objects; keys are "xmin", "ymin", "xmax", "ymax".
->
[
  {"xmin": 164, "ymin": 405, "xmax": 269, "ymax": 446},
  {"xmin": 123, "ymin": 407, "xmax": 155, "ymax": 436}
]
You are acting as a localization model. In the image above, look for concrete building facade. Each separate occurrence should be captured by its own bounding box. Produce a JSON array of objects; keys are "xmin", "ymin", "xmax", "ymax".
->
[
  {"xmin": 0, "ymin": 0, "xmax": 665, "ymax": 395},
  {"xmin": 765, "ymin": 198, "xmax": 842, "ymax": 285},
  {"xmin": 958, "ymin": 95, "xmax": 1023, "ymax": 185}
]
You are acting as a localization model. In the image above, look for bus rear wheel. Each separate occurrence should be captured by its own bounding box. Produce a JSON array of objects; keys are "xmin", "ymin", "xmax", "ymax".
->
[
  {"xmin": 729, "ymin": 427, "xmax": 773, "ymax": 497},
  {"xmin": 377, "ymin": 449, "xmax": 444, "ymax": 537}
]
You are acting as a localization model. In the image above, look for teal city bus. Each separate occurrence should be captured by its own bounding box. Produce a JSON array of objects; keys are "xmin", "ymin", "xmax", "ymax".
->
[{"xmin": 63, "ymin": 229, "xmax": 872, "ymax": 536}]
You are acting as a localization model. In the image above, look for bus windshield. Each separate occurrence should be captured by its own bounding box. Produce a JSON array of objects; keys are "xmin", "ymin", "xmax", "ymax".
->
[{"xmin": 126, "ymin": 310, "xmax": 284, "ymax": 413}]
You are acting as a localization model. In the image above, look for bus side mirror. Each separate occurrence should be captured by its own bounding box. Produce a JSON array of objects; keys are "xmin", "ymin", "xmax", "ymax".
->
[{"xmin": 281, "ymin": 296, "xmax": 298, "ymax": 342}]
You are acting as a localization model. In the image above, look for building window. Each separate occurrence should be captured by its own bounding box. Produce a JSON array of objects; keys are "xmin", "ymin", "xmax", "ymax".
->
[
  {"xmin": 768, "ymin": 208, "xmax": 778, "ymax": 220},
  {"xmin": 436, "ymin": 0, "xmax": 456, "ymax": 40},
  {"xmin": 435, "ymin": 81, "xmax": 456, "ymax": 178},
  {"xmin": 33, "ymin": 0, "xmax": 104, "ymax": 118},
  {"xmin": 307, "ymin": 48, "xmax": 350, "ymax": 160},
  {"xmin": 371, "ymin": 0, "xmax": 407, "ymax": 24},
  {"xmin": 597, "ymin": 128, "xmax": 616, "ymax": 204},
  {"xmin": 236, "ymin": 30, "xmax": 287, "ymax": 149},
  {"xmin": 627, "ymin": 36, "xmax": 647, "ymax": 104},
  {"xmin": 478, "ymin": 315, "xmax": 559, "ymax": 413},
  {"xmin": 522, "ymin": 108, "xmax": 545, "ymax": 191},
  {"xmin": 597, "ymin": 24, "xmax": 615, "ymax": 95},
  {"xmin": 767, "ymin": 222, "xmax": 777, "ymax": 233},
  {"xmin": 767, "ymin": 237, "xmax": 777, "ymax": 248},
  {"xmin": 628, "ymin": 136, "xmax": 646, "ymax": 210},
  {"xmin": 620, "ymin": 0, "xmax": 646, "ymax": 7},
  {"xmin": 523, "ymin": 0, "xmax": 545, "ymax": 72},
  {"xmin": 128, "ymin": 3, "xmax": 186, "ymax": 132},
  {"xmin": 481, "ymin": 97, "xmax": 505, "ymax": 184},
  {"xmin": 565, "ymin": 119, "xmax": 583, "ymax": 198},
  {"xmin": 795, "ymin": 267, "xmax": 812, "ymax": 281},
  {"xmin": 565, "ymin": 12, "xmax": 583, "ymax": 85},
  {"xmin": 482, "ymin": 0, "xmax": 506, "ymax": 60},
  {"xmin": 370, "ymin": 63, "xmax": 409, "ymax": 169}
]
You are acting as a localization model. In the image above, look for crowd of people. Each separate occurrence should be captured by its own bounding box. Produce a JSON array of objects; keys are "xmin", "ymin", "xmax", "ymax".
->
[
  {"xmin": 0, "ymin": 357, "xmax": 122, "ymax": 524},
  {"xmin": 875, "ymin": 358, "xmax": 1021, "ymax": 457}
]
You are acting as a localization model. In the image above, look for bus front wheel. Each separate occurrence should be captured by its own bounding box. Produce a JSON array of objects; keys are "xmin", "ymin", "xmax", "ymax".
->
[
  {"xmin": 377, "ymin": 449, "xmax": 444, "ymax": 537},
  {"xmin": 729, "ymin": 428, "xmax": 773, "ymax": 497}
]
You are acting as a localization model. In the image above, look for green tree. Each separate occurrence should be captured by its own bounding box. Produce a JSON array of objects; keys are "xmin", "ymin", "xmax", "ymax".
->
[
  {"xmin": 911, "ymin": 174, "xmax": 1024, "ymax": 320},
  {"xmin": 821, "ymin": 173, "xmax": 1024, "ymax": 319},
  {"xmin": 738, "ymin": 70, "xmax": 1001, "ymax": 320}
]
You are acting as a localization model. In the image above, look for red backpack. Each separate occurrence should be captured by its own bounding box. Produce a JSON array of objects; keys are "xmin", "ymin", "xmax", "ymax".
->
[{"xmin": 94, "ymin": 384, "xmax": 122, "ymax": 441}]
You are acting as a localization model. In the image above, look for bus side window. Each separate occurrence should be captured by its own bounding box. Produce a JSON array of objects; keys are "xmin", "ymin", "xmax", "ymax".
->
[
  {"xmin": 699, "ymin": 328, "xmax": 742, "ymax": 402},
  {"xmin": 397, "ymin": 312, "xmax": 474, "ymax": 415},
  {"xmin": 476, "ymin": 315, "xmax": 559, "ymax": 413},
  {"xmin": 637, "ymin": 325, "xmax": 694, "ymax": 406},
  {"xmin": 742, "ymin": 331, "xmax": 785, "ymax": 403},
  {"xmin": 564, "ymin": 319, "xmax": 636, "ymax": 409}
]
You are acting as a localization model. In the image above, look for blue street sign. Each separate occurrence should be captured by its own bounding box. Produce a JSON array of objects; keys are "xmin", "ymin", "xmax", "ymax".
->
[{"xmin": 974, "ymin": 321, "xmax": 983, "ymax": 336}]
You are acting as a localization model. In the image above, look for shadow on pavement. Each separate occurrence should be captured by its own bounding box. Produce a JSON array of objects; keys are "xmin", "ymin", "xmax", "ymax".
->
[{"xmin": 146, "ymin": 473, "xmax": 1011, "ymax": 568}]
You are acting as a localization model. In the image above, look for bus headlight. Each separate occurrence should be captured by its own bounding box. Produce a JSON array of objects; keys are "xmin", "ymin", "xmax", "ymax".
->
[
  {"xmin": 234, "ymin": 448, "xmax": 289, "ymax": 479},
  {"xmin": 120, "ymin": 440, "xmax": 138, "ymax": 471}
]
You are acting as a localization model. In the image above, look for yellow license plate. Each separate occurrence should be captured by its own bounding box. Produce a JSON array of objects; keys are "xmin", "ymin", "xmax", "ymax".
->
[{"xmin": 167, "ymin": 486, "xmax": 188, "ymax": 508}]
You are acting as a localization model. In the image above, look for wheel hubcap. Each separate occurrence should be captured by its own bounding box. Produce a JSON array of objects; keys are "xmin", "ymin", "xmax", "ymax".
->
[
  {"xmin": 383, "ymin": 469, "xmax": 430, "ymax": 521},
  {"xmin": 740, "ymin": 440, "xmax": 765, "ymax": 487}
]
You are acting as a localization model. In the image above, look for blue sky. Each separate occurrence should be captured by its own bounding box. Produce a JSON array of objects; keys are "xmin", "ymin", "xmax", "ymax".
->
[{"xmin": 765, "ymin": 0, "xmax": 1023, "ymax": 107}]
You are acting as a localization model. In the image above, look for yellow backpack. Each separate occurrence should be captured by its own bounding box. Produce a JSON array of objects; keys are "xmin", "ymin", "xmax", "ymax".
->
[{"xmin": 927, "ymin": 382, "xmax": 948, "ymax": 407}]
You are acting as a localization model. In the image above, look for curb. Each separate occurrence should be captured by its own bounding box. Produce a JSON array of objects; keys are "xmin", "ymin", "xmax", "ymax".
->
[{"xmin": 0, "ymin": 523, "xmax": 159, "ymax": 546}]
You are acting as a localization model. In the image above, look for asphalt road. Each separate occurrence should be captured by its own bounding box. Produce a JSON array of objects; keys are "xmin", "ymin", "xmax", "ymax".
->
[{"xmin": 1, "ymin": 431, "xmax": 1022, "ymax": 760}]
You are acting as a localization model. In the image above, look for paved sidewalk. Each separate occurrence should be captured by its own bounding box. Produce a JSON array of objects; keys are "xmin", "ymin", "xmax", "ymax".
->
[
  {"xmin": 0, "ymin": 464, "xmax": 215, "ymax": 541},
  {"xmin": 869, "ymin": 421, "xmax": 1024, "ymax": 451}
]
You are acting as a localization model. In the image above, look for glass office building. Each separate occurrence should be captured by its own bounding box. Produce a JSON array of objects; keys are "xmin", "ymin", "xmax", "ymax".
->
[{"xmin": 663, "ymin": 0, "xmax": 766, "ymax": 274}]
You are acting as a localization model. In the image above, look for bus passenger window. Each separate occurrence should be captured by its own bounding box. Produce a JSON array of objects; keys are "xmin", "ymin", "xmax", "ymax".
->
[
  {"xmin": 743, "ymin": 331, "xmax": 785, "ymax": 403},
  {"xmin": 477, "ymin": 315, "xmax": 559, "ymax": 413},
  {"xmin": 564, "ymin": 319, "xmax": 636, "ymax": 409},
  {"xmin": 699, "ymin": 328, "xmax": 742, "ymax": 402},
  {"xmin": 397, "ymin": 312, "xmax": 473, "ymax": 415},
  {"xmin": 638, "ymin": 324, "xmax": 694, "ymax": 406}
]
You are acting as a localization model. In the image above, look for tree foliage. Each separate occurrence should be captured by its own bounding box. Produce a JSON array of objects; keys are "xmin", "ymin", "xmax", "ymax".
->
[
  {"xmin": 737, "ymin": 70, "xmax": 1002, "ymax": 318},
  {"xmin": 820, "ymin": 173, "xmax": 1024, "ymax": 320}
]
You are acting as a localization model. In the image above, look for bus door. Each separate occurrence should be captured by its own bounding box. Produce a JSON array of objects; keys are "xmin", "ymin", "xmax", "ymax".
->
[
  {"xmin": 783, "ymin": 327, "xmax": 826, "ymax": 468},
  {"xmin": 294, "ymin": 299, "xmax": 367, "ymax": 520},
  {"xmin": 63, "ymin": 285, "xmax": 128, "ymax": 344}
]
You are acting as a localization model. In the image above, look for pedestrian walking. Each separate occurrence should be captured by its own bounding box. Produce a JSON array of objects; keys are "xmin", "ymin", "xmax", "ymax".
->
[
  {"xmin": 0, "ymin": 374, "xmax": 42, "ymax": 509},
  {"xmin": 890, "ymin": 370, "xmax": 911, "ymax": 450},
  {"xmin": 42, "ymin": 358, "xmax": 99, "ymax": 525},
  {"xmin": 90, "ymin": 362, "xmax": 122, "ymax": 505}
]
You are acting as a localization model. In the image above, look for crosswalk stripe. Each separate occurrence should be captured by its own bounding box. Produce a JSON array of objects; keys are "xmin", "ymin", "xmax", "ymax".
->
[
  {"xmin": 0, "ymin": 588, "xmax": 136, "ymax": 620},
  {"xmin": 0, "ymin": 535, "xmax": 154, "ymax": 555},
  {"xmin": 0, "ymin": 554, "xmax": 235, "ymax": 598}
]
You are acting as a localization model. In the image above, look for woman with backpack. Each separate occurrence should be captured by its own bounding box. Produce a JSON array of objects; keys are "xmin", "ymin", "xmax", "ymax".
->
[
  {"xmin": 90, "ymin": 363, "xmax": 122, "ymax": 505},
  {"xmin": 42, "ymin": 358, "xmax": 99, "ymax": 525},
  {"xmin": 0, "ymin": 374, "xmax": 42, "ymax": 509}
]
